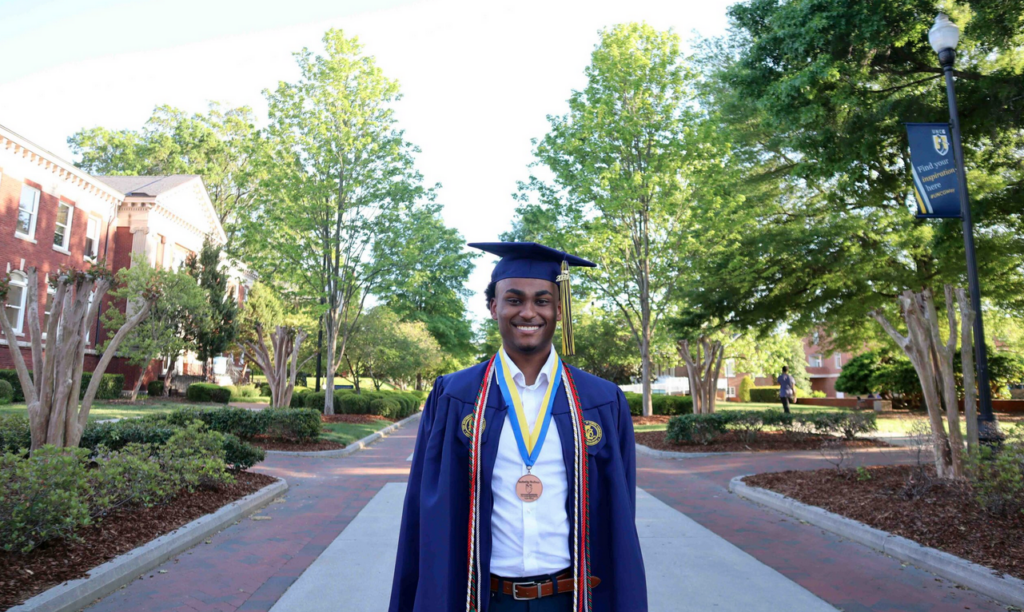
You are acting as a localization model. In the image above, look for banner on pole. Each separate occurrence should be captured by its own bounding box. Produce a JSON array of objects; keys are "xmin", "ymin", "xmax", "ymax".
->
[{"xmin": 905, "ymin": 122, "xmax": 961, "ymax": 218}]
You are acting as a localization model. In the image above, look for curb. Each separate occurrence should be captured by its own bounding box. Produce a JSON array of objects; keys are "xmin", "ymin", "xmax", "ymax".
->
[
  {"xmin": 11, "ymin": 477, "xmax": 288, "ymax": 612},
  {"xmin": 265, "ymin": 411, "xmax": 422, "ymax": 458},
  {"xmin": 729, "ymin": 475, "xmax": 1024, "ymax": 609}
]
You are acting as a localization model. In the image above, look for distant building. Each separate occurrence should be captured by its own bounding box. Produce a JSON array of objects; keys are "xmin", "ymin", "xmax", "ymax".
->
[{"xmin": 0, "ymin": 123, "xmax": 234, "ymax": 392}]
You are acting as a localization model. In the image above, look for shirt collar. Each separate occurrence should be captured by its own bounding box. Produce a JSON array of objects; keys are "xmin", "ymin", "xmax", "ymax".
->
[{"xmin": 500, "ymin": 345, "xmax": 558, "ymax": 389}]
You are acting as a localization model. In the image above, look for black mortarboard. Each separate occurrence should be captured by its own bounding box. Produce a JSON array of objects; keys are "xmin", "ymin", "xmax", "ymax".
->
[{"xmin": 469, "ymin": 241, "xmax": 597, "ymax": 356}]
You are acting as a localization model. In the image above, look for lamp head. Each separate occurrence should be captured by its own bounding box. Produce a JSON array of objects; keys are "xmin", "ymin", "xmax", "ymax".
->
[{"xmin": 929, "ymin": 13, "xmax": 960, "ymax": 54}]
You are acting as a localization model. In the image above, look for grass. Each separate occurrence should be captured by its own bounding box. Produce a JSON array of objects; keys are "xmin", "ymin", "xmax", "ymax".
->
[
  {"xmin": 252, "ymin": 374, "xmax": 396, "ymax": 392},
  {"xmin": 320, "ymin": 420, "xmax": 392, "ymax": 445},
  {"xmin": 0, "ymin": 399, "xmax": 193, "ymax": 422}
]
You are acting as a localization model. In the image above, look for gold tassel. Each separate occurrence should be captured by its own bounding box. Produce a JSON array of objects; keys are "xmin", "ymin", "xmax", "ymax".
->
[{"xmin": 557, "ymin": 260, "xmax": 575, "ymax": 356}]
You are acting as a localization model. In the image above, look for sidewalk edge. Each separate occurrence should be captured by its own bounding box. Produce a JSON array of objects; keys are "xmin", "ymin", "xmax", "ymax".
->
[
  {"xmin": 11, "ymin": 478, "xmax": 289, "ymax": 612},
  {"xmin": 265, "ymin": 411, "xmax": 422, "ymax": 458},
  {"xmin": 729, "ymin": 475, "xmax": 1024, "ymax": 609}
]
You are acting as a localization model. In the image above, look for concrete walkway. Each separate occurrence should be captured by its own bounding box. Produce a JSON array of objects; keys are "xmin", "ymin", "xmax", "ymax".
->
[{"xmin": 271, "ymin": 483, "xmax": 836, "ymax": 612}]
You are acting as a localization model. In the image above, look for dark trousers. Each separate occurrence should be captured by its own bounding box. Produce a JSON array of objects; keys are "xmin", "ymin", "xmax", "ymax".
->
[
  {"xmin": 780, "ymin": 396, "xmax": 791, "ymax": 414},
  {"xmin": 489, "ymin": 570, "xmax": 573, "ymax": 612}
]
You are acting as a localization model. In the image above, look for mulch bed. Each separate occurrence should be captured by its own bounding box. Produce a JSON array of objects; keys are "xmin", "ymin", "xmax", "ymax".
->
[
  {"xmin": 0, "ymin": 470, "xmax": 276, "ymax": 610},
  {"xmin": 632, "ymin": 416, "xmax": 672, "ymax": 426},
  {"xmin": 321, "ymin": 414, "xmax": 396, "ymax": 424},
  {"xmin": 635, "ymin": 430, "xmax": 891, "ymax": 453},
  {"xmin": 745, "ymin": 465, "xmax": 1024, "ymax": 581},
  {"xmin": 249, "ymin": 436, "xmax": 345, "ymax": 452}
]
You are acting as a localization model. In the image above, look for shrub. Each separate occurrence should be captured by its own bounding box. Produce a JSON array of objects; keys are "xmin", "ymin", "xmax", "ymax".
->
[
  {"xmin": 624, "ymin": 392, "xmax": 643, "ymax": 416},
  {"xmin": 0, "ymin": 370, "xmax": 25, "ymax": 402},
  {"xmin": 264, "ymin": 408, "xmax": 322, "ymax": 442},
  {"xmin": 0, "ymin": 415, "xmax": 30, "ymax": 453},
  {"xmin": 652, "ymin": 395, "xmax": 693, "ymax": 416},
  {"xmin": 803, "ymin": 411, "xmax": 877, "ymax": 440},
  {"xmin": 749, "ymin": 387, "xmax": 783, "ymax": 403},
  {"xmin": 222, "ymin": 434, "xmax": 265, "ymax": 470},
  {"xmin": 87, "ymin": 443, "xmax": 173, "ymax": 512},
  {"xmin": 163, "ymin": 406, "xmax": 322, "ymax": 443},
  {"xmin": 81, "ymin": 419, "xmax": 180, "ymax": 451},
  {"xmin": 966, "ymin": 424, "xmax": 1024, "ymax": 516},
  {"xmin": 157, "ymin": 422, "xmax": 233, "ymax": 492},
  {"xmin": 147, "ymin": 380, "xmax": 165, "ymax": 397},
  {"xmin": 0, "ymin": 380, "xmax": 13, "ymax": 405},
  {"xmin": 810, "ymin": 390, "xmax": 827, "ymax": 398},
  {"xmin": 234, "ymin": 385, "xmax": 260, "ymax": 399},
  {"xmin": 737, "ymin": 377, "xmax": 755, "ymax": 402},
  {"xmin": 80, "ymin": 373, "xmax": 125, "ymax": 400},
  {"xmin": 222, "ymin": 385, "xmax": 239, "ymax": 399},
  {"xmin": 304, "ymin": 390, "xmax": 327, "ymax": 412},
  {"xmin": 368, "ymin": 398, "xmax": 400, "ymax": 419},
  {"xmin": 290, "ymin": 387, "xmax": 311, "ymax": 408},
  {"xmin": 338, "ymin": 393, "xmax": 369, "ymax": 415},
  {"xmin": 259, "ymin": 383, "xmax": 272, "ymax": 397},
  {"xmin": 666, "ymin": 413, "xmax": 730, "ymax": 444},
  {"xmin": 0, "ymin": 446, "xmax": 93, "ymax": 552},
  {"xmin": 186, "ymin": 383, "xmax": 231, "ymax": 404}
]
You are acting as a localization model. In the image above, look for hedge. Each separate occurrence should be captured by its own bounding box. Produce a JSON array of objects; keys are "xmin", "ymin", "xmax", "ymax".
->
[
  {"xmin": 665, "ymin": 410, "xmax": 877, "ymax": 444},
  {"xmin": 161, "ymin": 406, "xmax": 322, "ymax": 443},
  {"xmin": 186, "ymin": 383, "xmax": 232, "ymax": 404},
  {"xmin": 147, "ymin": 380, "xmax": 165, "ymax": 397},
  {"xmin": 79, "ymin": 373, "xmax": 124, "ymax": 400},
  {"xmin": 0, "ymin": 414, "xmax": 31, "ymax": 453},
  {"xmin": 0, "ymin": 370, "xmax": 124, "ymax": 402},
  {"xmin": 231, "ymin": 385, "xmax": 260, "ymax": 400},
  {"xmin": 299, "ymin": 389, "xmax": 420, "ymax": 418},
  {"xmin": 623, "ymin": 392, "xmax": 693, "ymax": 416},
  {"xmin": 0, "ymin": 380, "xmax": 13, "ymax": 405}
]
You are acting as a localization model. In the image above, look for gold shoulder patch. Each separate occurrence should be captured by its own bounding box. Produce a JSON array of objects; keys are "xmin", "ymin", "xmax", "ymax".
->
[
  {"xmin": 584, "ymin": 420, "xmax": 602, "ymax": 446},
  {"xmin": 462, "ymin": 414, "xmax": 485, "ymax": 438}
]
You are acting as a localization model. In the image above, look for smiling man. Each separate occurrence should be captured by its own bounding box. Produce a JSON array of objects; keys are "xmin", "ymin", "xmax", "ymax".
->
[{"xmin": 390, "ymin": 242, "xmax": 647, "ymax": 612}]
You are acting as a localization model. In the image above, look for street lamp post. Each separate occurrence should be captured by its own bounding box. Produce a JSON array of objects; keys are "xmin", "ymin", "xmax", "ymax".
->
[{"xmin": 928, "ymin": 13, "xmax": 1002, "ymax": 443}]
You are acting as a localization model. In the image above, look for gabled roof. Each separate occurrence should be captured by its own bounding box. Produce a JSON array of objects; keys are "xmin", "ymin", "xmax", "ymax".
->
[{"xmin": 93, "ymin": 175, "xmax": 199, "ymax": 197}]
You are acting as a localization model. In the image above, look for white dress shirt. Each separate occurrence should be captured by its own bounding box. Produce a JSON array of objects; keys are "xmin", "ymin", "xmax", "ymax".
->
[{"xmin": 490, "ymin": 346, "xmax": 571, "ymax": 578}]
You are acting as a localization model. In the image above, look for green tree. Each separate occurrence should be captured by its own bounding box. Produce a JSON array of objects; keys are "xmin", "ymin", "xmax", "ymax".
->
[
  {"xmin": 102, "ymin": 259, "xmax": 208, "ymax": 400},
  {"xmin": 511, "ymin": 23, "xmax": 701, "ymax": 416},
  {"xmin": 186, "ymin": 238, "xmax": 238, "ymax": 379},
  {"xmin": 68, "ymin": 103, "xmax": 262, "ymax": 239},
  {"xmin": 345, "ymin": 307, "xmax": 441, "ymax": 391},
  {"xmin": 239, "ymin": 30, "xmax": 437, "ymax": 414},
  {"xmin": 561, "ymin": 307, "xmax": 642, "ymax": 385}
]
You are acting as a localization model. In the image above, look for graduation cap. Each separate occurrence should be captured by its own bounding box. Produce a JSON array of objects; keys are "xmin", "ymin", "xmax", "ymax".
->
[{"xmin": 469, "ymin": 241, "xmax": 597, "ymax": 356}]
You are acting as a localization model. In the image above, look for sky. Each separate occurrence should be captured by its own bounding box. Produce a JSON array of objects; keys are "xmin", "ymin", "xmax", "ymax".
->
[{"xmin": 0, "ymin": 0, "xmax": 734, "ymax": 323}]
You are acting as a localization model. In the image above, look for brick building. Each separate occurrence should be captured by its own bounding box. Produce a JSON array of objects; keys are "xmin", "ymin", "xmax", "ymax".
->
[{"xmin": 0, "ymin": 123, "xmax": 227, "ymax": 391}]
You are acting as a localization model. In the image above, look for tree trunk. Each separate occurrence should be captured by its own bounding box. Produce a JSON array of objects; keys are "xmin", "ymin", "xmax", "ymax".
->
[
  {"xmin": 245, "ymin": 323, "xmax": 308, "ymax": 409},
  {"xmin": 129, "ymin": 354, "xmax": 153, "ymax": 402},
  {"xmin": 956, "ymin": 288, "xmax": 979, "ymax": 450},
  {"xmin": 640, "ymin": 335, "xmax": 652, "ymax": 417},
  {"xmin": 164, "ymin": 357, "xmax": 177, "ymax": 397},
  {"xmin": 925, "ymin": 286, "xmax": 964, "ymax": 478}
]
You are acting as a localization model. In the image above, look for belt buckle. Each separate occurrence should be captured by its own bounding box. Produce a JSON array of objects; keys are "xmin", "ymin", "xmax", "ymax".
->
[{"xmin": 512, "ymin": 581, "xmax": 537, "ymax": 601}]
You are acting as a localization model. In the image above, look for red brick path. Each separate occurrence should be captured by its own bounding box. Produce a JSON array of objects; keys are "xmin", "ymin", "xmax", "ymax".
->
[{"xmin": 84, "ymin": 430, "xmax": 1010, "ymax": 611}]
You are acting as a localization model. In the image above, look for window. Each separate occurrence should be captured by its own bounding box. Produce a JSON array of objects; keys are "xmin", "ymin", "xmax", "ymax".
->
[
  {"xmin": 809, "ymin": 354, "xmax": 823, "ymax": 368},
  {"xmin": 170, "ymin": 245, "xmax": 191, "ymax": 270},
  {"xmin": 43, "ymin": 284, "xmax": 57, "ymax": 334},
  {"xmin": 53, "ymin": 202, "xmax": 74, "ymax": 251},
  {"xmin": 4, "ymin": 272, "xmax": 27, "ymax": 334},
  {"xmin": 812, "ymin": 330, "xmax": 821, "ymax": 345},
  {"xmin": 834, "ymin": 353, "xmax": 843, "ymax": 368},
  {"xmin": 725, "ymin": 359, "xmax": 735, "ymax": 378},
  {"xmin": 727, "ymin": 386, "xmax": 737, "ymax": 398},
  {"xmin": 85, "ymin": 217, "xmax": 101, "ymax": 260},
  {"xmin": 16, "ymin": 185, "xmax": 40, "ymax": 239}
]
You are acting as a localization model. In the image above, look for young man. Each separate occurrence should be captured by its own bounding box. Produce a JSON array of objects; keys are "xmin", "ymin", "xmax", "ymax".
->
[
  {"xmin": 390, "ymin": 242, "xmax": 647, "ymax": 612},
  {"xmin": 778, "ymin": 366, "xmax": 795, "ymax": 414}
]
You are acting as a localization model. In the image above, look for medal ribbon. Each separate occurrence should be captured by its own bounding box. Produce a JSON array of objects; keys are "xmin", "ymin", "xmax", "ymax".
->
[{"xmin": 494, "ymin": 349, "xmax": 562, "ymax": 468}]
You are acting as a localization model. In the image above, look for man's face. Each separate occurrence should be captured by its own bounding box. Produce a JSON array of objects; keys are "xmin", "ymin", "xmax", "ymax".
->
[{"xmin": 490, "ymin": 277, "xmax": 561, "ymax": 355}]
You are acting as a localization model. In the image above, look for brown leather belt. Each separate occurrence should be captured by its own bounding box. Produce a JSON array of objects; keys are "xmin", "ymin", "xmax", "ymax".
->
[{"xmin": 490, "ymin": 572, "xmax": 601, "ymax": 601}]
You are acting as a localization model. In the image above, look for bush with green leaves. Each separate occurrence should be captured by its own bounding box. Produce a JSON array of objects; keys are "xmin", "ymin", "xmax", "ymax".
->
[
  {"xmin": 0, "ymin": 370, "xmax": 24, "ymax": 402},
  {"xmin": 966, "ymin": 424, "xmax": 1024, "ymax": 517},
  {"xmin": 186, "ymin": 383, "xmax": 232, "ymax": 404},
  {"xmin": 259, "ymin": 383, "xmax": 272, "ymax": 397},
  {"xmin": 0, "ymin": 380, "xmax": 13, "ymax": 405},
  {"xmin": 748, "ymin": 387, "xmax": 785, "ymax": 403},
  {"xmin": 161, "ymin": 406, "xmax": 321, "ymax": 442},
  {"xmin": 667, "ymin": 413, "xmax": 731, "ymax": 444},
  {"xmin": 652, "ymin": 395, "xmax": 693, "ymax": 416},
  {"xmin": 232, "ymin": 385, "xmax": 260, "ymax": 400},
  {"xmin": 737, "ymin": 377, "xmax": 754, "ymax": 402},
  {"xmin": 147, "ymin": 380, "xmax": 165, "ymax": 397},
  {"xmin": 665, "ymin": 410, "xmax": 876, "ymax": 445},
  {"xmin": 79, "ymin": 372, "xmax": 125, "ymax": 400},
  {"xmin": 0, "ymin": 446, "xmax": 93, "ymax": 552},
  {"xmin": 338, "ymin": 392, "xmax": 369, "ymax": 415},
  {"xmin": 290, "ymin": 386, "xmax": 311, "ymax": 408},
  {"xmin": 157, "ymin": 422, "xmax": 233, "ymax": 491},
  {"xmin": 0, "ymin": 414, "xmax": 31, "ymax": 454}
]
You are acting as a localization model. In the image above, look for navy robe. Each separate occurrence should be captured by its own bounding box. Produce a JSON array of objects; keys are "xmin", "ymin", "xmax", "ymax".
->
[{"xmin": 389, "ymin": 360, "xmax": 647, "ymax": 611}]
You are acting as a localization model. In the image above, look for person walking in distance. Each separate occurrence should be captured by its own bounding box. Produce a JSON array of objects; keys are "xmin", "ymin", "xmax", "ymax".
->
[{"xmin": 778, "ymin": 366, "xmax": 796, "ymax": 414}]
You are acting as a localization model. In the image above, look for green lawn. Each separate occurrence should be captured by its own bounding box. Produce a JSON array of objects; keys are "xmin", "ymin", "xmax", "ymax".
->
[
  {"xmin": 252, "ymin": 375, "xmax": 396, "ymax": 391},
  {"xmin": 320, "ymin": 420, "xmax": 392, "ymax": 445},
  {"xmin": 0, "ymin": 400, "xmax": 189, "ymax": 422}
]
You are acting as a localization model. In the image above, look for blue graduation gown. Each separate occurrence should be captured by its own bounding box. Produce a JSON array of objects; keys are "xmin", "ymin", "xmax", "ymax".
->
[{"xmin": 389, "ymin": 360, "xmax": 647, "ymax": 611}]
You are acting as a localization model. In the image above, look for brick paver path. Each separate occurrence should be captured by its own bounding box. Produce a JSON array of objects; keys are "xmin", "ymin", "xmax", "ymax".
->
[{"xmin": 86, "ymin": 426, "xmax": 1011, "ymax": 612}]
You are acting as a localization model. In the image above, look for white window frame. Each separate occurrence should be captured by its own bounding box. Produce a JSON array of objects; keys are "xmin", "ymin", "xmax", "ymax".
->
[
  {"xmin": 725, "ymin": 358, "xmax": 735, "ymax": 378},
  {"xmin": 15, "ymin": 185, "xmax": 40, "ymax": 242},
  {"xmin": 53, "ymin": 201, "xmax": 74, "ymax": 253},
  {"xmin": 5, "ymin": 271, "xmax": 28, "ymax": 335},
  {"xmin": 727, "ymin": 386, "xmax": 737, "ymax": 398},
  {"xmin": 809, "ymin": 354, "xmax": 823, "ymax": 368},
  {"xmin": 43, "ymin": 283, "xmax": 57, "ymax": 337},
  {"xmin": 84, "ymin": 216, "xmax": 101, "ymax": 261},
  {"xmin": 834, "ymin": 353, "xmax": 842, "ymax": 368}
]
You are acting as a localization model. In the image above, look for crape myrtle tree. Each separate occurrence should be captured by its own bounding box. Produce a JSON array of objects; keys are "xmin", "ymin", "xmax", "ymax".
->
[
  {"xmin": 682, "ymin": 0, "xmax": 1024, "ymax": 476},
  {"xmin": 238, "ymin": 30, "xmax": 443, "ymax": 415},
  {"xmin": 102, "ymin": 258, "xmax": 208, "ymax": 400},
  {"xmin": 68, "ymin": 103, "xmax": 263, "ymax": 241},
  {"xmin": 510, "ymin": 23, "xmax": 705, "ymax": 416},
  {"xmin": 0, "ymin": 265, "xmax": 159, "ymax": 450},
  {"xmin": 239, "ymin": 283, "xmax": 316, "ymax": 408}
]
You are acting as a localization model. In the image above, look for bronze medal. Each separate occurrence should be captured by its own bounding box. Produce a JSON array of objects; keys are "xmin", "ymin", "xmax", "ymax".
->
[{"xmin": 515, "ymin": 473, "xmax": 543, "ymax": 502}]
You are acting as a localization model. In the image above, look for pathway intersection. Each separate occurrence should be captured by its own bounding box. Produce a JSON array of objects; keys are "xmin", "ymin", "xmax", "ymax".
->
[{"xmin": 85, "ymin": 418, "xmax": 1012, "ymax": 612}]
